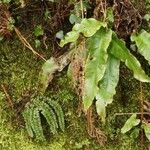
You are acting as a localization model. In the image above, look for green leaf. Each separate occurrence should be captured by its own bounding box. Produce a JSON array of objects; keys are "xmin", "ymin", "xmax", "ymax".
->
[
  {"xmin": 44, "ymin": 9, "xmax": 51, "ymax": 20},
  {"xmin": 83, "ymin": 28, "xmax": 112, "ymax": 109},
  {"xmin": 95, "ymin": 55, "xmax": 120, "ymax": 122},
  {"xmin": 34, "ymin": 99, "xmax": 59, "ymax": 131},
  {"xmin": 39, "ymin": 101, "xmax": 58, "ymax": 134},
  {"xmin": 39, "ymin": 49, "xmax": 74, "ymax": 93},
  {"xmin": 34, "ymin": 25, "xmax": 44, "ymax": 37},
  {"xmin": 47, "ymin": 100, "xmax": 65, "ymax": 132},
  {"xmin": 106, "ymin": 7, "xmax": 114, "ymax": 23},
  {"xmin": 1, "ymin": 0, "xmax": 11, "ymax": 4},
  {"xmin": 32, "ymin": 108, "xmax": 45, "ymax": 141},
  {"xmin": 78, "ymin": 18, "xmax": 107, "ymax": 37},
  {"xmin": 143, "ymin": 14, "xmax": 150, "ymax": 21},
  {"xmin": 56, "ymin": 30, "xmax": 64, "ymax": 39},
  {"xmin": 0, "ymin": 36, "xmax": 3, "ymax": 41},
  {"xmin": 121, "ymin": 114, "xmax": 140, "ymax": 134},
  {"xmin": 96, "ymin": 99, "xmax": 106, "ymax": 123},
  {"xmin": 7, "ymin": 17, "xmax": 15, "ymax": 31},
  {"xmin": 60, "ymin": 31, "xmax": 79, "ymax": 47},
  {"xmin": 35, "ymin": 39, "xmax": 41, "ymax": 48},
  {"xmin": 97, "ymin": 55, "xmax": 120, "ymax": 105},
  {"xmin": 130, "ymin": 128, "xmax": 140, "ymax": 139},
  {"xmin": 22, "ymin": 104, "xmax": 34, "ymax": 138},
  {"xmin": 131, "ymin": 30, "xmax": 150, "ymax": 65},
  {"xmin": 142, "ymin": 123, "xmax": 150, "ymax": 141},
  {"xmin": 110, "ymin": 33, "xmax": 150, "ymax": 82},
  {"xmin": 39, "ymin": 58, "xmax": 59, "ymax": 93},
  {"xmin": 69, "ymin": 14, "xmax": 81, "ymax": 24},
  {"xmin": 60, "ymin": 18, "xmax": 106, "ymax": 47}
]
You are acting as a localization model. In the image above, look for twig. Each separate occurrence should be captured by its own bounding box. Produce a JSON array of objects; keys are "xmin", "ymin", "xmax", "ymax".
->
[
  {"xmin": 1, "ymin": 84, "xmax": 14, "ymax": 109},
  {"xmin": 140, "ymin": 82, "xmax": 144, "ymax": 150},
  {"xmin": 80, "ymin": 0, "xmax": 84, "ymax": 19},
  {"xmin": 14, "ymin": 27, "xmax": 46, "ymax": 61},
  {"xmin": 115, "ymin": 112, "xmax": 150, "ymax": 116}
]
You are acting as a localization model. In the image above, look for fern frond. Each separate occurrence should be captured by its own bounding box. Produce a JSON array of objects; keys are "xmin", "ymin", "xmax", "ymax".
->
[
  {"xmin": 32, "ymin": 107, "xmax": 45, "ymax": 141},
  {"xmin": 22, "ymin": 103, "xmax": 34, "ymax": 138},
  {"xmin": 46, "ymin": 98, "xmax": 65, "ymax": 132},
  {"xmin": 33, "ymin": 98, "xmax": 58, "ymax": 134},
  {"xmin": 23, "ymin": 96, "xmax": 65, "ymax": 141}
]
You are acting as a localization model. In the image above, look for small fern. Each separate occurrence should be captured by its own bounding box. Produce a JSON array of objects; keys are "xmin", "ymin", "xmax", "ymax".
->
[
  {"xmin": 22, "ymin": 96, "xmax": 65, "ymax": 141},
  {"xmin": 22, "ymin": 103, "xmax": 34, "ymax": 138},
  {"xmin": 46, "ymin": 97, "xmax": 65, "ymax": 132},
  {"xmin": 32, "ymin": 107, "xmax": 45, "ymax": 141}
]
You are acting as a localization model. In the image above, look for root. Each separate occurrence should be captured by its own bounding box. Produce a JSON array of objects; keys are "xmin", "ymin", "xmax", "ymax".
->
[
  {"xmin": 1, "ymin": 84, "xmax": 14, "ymax": 109},
  {"xmin": 86, "ymin": 107, "xmax": 107, "ymax": 145},
  {"xmin": 0, "ymin": 4, "xmax": 12, "ymax": 37}
]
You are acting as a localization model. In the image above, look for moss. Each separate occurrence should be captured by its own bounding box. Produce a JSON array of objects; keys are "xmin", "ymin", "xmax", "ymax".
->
[
  {"xmin": 0, "ymin": 38, "xmax": 42, "ymax": 102},
  {"xmin": 0, "ymin": 37, "xmax": 150, "ymax": 150}
]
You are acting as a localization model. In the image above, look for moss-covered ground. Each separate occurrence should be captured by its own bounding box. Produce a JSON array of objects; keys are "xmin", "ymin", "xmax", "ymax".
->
[{"xmin": 0, "ymin": 36, "xmax": 150, "ymax": 150}]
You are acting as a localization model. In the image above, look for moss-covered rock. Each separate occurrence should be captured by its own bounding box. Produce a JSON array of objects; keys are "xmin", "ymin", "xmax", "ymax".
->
[{"xmin": 0, "ymin": 37, "xmax": 150, "ymax": 150}]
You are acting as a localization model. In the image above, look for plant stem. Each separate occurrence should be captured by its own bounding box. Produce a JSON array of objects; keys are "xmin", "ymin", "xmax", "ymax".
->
[{"xmin": 115, "ymin": 112, "xmax": 150, "ymax": 116}]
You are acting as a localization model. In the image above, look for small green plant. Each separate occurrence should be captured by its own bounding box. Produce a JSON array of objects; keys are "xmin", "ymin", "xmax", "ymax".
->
[
  {"xmin": 34, "ymin": 25, "xmax": 44, "ymax": 37},
  {"xmin": 23, "ymin": 96, "xmax": 65, "ymax": 141},
  {"xmin": 0, "ymin": 0, "xmax": 11, "ymax": 4},
  {"xmin": 7, "ymin": 17, "xmax": 15, "ymax": 31},
  {"xmin": 33, "ymin": 25, "xmax": 44, "ymax": 48},
  {"xmin": 121, "ymin": 114, "xmax": 150, "ymax": 142}
]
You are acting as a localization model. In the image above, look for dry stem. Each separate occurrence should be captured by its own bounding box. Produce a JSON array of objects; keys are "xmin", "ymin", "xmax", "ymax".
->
[{"xmin": 14, "ymin": 27, "xmax": 46, "ymax": 61}]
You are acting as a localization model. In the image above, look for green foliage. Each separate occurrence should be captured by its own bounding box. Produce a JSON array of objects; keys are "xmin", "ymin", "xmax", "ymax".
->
[
  {"xmin": 83, "ymin": 28, "xmax": 112, "ymax": 109},
  {"xmin": 121, "ymin": 115, "xmax": 150, "ymax": 143},
  {"xmin": 38, "ymin": 18, "xmax": 150, "ymax": 123},
  {"xmin": 46, "ymin": 99, "xmax": 65, "ymax": 132},
  {"xmin": 106, "ymin": 7, "xmax": 114, "ymax": 23},
  {"xmin": 56, "ymin": 30, "xmax": 64, "ymax": 40},
  {"xmin": 7, "ymin": 17, "xmax": 15, "ymax": 31},
  {"xmin": 39, "ymin": 58, "xmax": 59, "ymax": 93},
  {"xmin": 97, "ymin": 55, "xmax": 120, "ymax": 105},
  {"xmin": 0, "ymin": 36, "xmax": 3, "ymax": 41},
  {"xmin": 39, "ymin": 49, "xmax": 74, "ymax": 93},
  {"xmin": 23, "ymin": 96, "xmax": 65, "ymax": 141},
  {"xmin": 142, "ymin": 123, "xmax": 150, "ymax": 141},
  {"xmin": 96, "ymin": 55, "xmax": 120, "ymax": 122},
  {"xmin": 60, "ymin": 18, "xmax": 106, "ymax": 47},
  {"xmin": 34, "ymin": 39, "xmax": 41, "ymax": 48},
  {"xmin": 110, "ymin": 33, "xmax": 150, "ymax": 82},
  {"xmin": 121, "ymin": 114, "xmax": 140, "ymax": 134},
  {"xmin": 0, "ymin": 0, "xmax": 11, "ymax": 4},
  {"xmin": 69, "ymin": 14, "xmax": 81, "ymax": 24},
  {"xmin": 34, "ymin": 25, "xmax": 44, "ymax": 37},
  {"xmin": 131, "ymin": 30, "xmax": 150, "ymax": 65},
  {"xmin": 143, "ymin": 14, "xmax": 150, "ymax": 21},
  {"xmin": 74, "ymin": 139, "xmax": 90, "ymax": 149},
  {"xmin": 44, "ymin": 9, "xmax": 51, "ymax": 20}
]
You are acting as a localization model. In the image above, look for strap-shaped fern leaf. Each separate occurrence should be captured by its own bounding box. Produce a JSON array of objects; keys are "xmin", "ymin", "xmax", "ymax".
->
[
  {"xmin": 46, "ymin": 98, "xmax": 65, "ymax": 132},
  {"xmin": 22, "ymin": 96, "xmax": 65, "ymax": 141}
]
